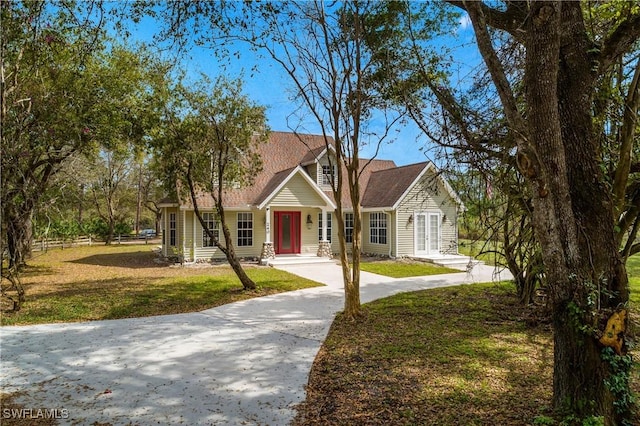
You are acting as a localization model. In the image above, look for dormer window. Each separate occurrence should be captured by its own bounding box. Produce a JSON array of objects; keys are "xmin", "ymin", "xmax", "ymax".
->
[{"xmin": 322, "ymin": 164, "xmax": 337, "ymax": 186}]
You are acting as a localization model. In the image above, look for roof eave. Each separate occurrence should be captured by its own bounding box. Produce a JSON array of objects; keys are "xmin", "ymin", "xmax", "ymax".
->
[{"xmin": 157, "ymin": 202, "xmax": 179, "ymax": 208}]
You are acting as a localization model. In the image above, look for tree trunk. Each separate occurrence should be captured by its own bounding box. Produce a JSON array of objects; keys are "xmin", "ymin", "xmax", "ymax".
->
[
  {"xmin": 5, "ymin": 208, "xmax": 33, "ymax": 269},
  {"xmin": 185, "ymin": 168, "xmax": 257, "ymax": 291},
  {"xmin": 553, "ymin": 308, "xmax": 617, "ymax": 421},
  {"xmin": 346, "ymin": 201, "xmax": 362, "ymax": 319},
  {"xmin": 155, "ymin": 210, "xmax": 161, "ymax": 236},
  {"xmin": 219, "ymin": 219, "xmax": 256, "ymax": 290},
  {"xmin": 106, "ymin": 221, "xmax": 114, "ymax": 245},
  {"xmin": 524, "ymin": 2, "xmax": 631, "ymax": 423},
  {"xmin": 334, "ymin": 203, "xmax": 361, "ymax": 320},
  {"xmin": 135, "ymin": 164, "xmax": 142, "ymax": 236}
]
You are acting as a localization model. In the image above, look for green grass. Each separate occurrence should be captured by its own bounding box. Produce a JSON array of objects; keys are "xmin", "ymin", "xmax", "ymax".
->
[
  {"xmin": 7, "ymin": 269, "xmax": 319, "ymax": 325},
  {"xmin": 359, "ymin": 260, "xmax": 459, "ymax": 278},
  {"xmin": 294, "ymin": 254, "xmax": 640, "ymax": 425},
  {"xmin": 294, "ymin": 283, "xmax": 557, "ymax": 425},
  {"xmin": 627, "ymin": 255, "xmax": 640, "ymax": 307},
  {"xmin": 1, "ymin": 244, "xmax": 321, "ymax": 325},
  {"xmin": 458, "ymin": 238, "xmax": 504, "ymax": 266}
]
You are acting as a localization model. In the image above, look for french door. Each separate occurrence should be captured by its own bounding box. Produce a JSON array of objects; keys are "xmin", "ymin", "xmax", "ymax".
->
[{"xmin": 415, "ymin": 212, "xmax": 440, "ymax": 255}]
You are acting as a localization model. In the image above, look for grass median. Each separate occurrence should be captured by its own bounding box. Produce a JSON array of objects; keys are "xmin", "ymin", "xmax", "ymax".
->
[{"xmin": 359, "ymin": 259, "xmax": 460, "ymax": 278}]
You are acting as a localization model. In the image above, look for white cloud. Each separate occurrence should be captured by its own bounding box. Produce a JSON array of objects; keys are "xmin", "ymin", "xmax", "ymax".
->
[{"xmin": 458, "ymin": 13, "xmax": 472, "ymax": 30}]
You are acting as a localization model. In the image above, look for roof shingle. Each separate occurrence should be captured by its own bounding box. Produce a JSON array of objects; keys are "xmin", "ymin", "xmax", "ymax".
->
[
  {"xmin": 163, "ymin": 131, "xmax": 436, "ymax": 210},
  {"xmin": 361, "ymin": 162, "xmax": 429, "ymax": 208}
]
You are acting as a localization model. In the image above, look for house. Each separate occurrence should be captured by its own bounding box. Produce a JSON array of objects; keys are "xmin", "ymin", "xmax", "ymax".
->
[{"xmin": 158, "ymin": 131, "xmax": 465, "ymax": 264}]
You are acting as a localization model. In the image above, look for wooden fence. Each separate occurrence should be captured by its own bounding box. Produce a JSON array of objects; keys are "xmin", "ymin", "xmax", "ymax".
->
[
  {"xmin": 31, "ymin": 234, "xmax": 158, "ymax": 252},
  {"xmin": 31, "ymin": 236, "xmax": 94, "ymax": 252}
]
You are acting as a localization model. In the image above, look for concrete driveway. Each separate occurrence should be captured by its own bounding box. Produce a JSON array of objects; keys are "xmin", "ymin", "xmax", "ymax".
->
[{"xmin": 0, "ymin": 263, "xmax": 510, "ymax": 425}]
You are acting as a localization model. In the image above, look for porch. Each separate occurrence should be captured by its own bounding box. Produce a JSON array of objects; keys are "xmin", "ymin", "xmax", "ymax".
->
[{"xmin": 261, "ymin": 254, "xmax": 337, "ymax": 267}]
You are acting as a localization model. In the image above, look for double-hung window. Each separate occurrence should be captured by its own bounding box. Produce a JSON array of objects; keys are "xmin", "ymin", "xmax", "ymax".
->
[
  {"xmin": 344, "ymin": 213, "xmax": 354, "ymax": 243},
  {"xmin": 202, "ymin": 212, "xmax": 219, "ymax": 247},
  {"xmin": 318, "ymin": 212, "xmax": 332, "ymax": 242},
  {"xmin": 322, "ymin": 164, "xmax": 336, "ymax": 186},
  {"xmin": 169, "ymin": 213, "xmax": 176, "ymax": 246},
  {"xmin": 237, "ymin": 212, "xmax": 253, "ymax": 247},
  {"xmin": 369, "ymin": 212, "xmax": 387, "ymax": 245}
]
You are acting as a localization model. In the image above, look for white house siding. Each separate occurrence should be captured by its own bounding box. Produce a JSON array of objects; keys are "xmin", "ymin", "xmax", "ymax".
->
[
  {"xmin": 270, "ymin": 173, "xmax": 327, "ymax": 206},
  {"xmin": 306, "ymin": 163, "xmax": 318, "ymax": 186},
  {"xmin": 193, "ymin": 210, "xmax": 266, "ymax": 261},
  {"xmin": 361, "ymin": 211, "xmax": 393, "ymax": 256},
  {"xmin": 396, "ymin": 174, "xmax": 459, "ymax": 256},
  {"xmin": 249, "ymin": 210, "xmax": 267, "ymax": 257},
  {"xmin": 301, "ymin": 207, "xmax": 321, "ymax": 254}
]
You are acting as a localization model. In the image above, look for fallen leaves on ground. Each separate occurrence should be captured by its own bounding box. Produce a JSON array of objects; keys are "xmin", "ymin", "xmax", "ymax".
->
[{"xmin": 293, "ymin": 283, "xmax": 640, "ymax": 425}]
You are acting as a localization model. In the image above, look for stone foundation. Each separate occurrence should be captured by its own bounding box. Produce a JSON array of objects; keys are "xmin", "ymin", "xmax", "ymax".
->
[
  {"xmin": 316, "ymin": 241, "xmax": 333, "ymax": 258},
  {"xmin": 260, "ymin": 242, "xmax": 276, "ymax": 262}
]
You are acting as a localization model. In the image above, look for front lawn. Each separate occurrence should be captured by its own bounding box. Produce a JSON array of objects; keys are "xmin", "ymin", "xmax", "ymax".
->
[
  {"xmin": 359, "ymin": 259, "xmax": 459, "ymax": 278},
  {"xmin": 1, "ymin": 244, "xmax": 321, "ymax": 326},
  {"xmin": 294, "ymin": 283, "xmax": 556, "ymax": 425},
  {"xmin": 294, "ymin": 261, "xmax": 640, "ymax": 425}
]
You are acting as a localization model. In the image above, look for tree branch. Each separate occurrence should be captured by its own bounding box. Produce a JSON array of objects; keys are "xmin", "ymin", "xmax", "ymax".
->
[
  {"xmin": 462, "ymin": 1, "xmax": 528, "ymax": 139},
  {"xmin": 447, "ymin": 0, "xmax": 528, "ymax": 43},
  {"xmin": 598, "ymin": 11, "xmax": 640, "ymax": 74},
  {"xmin": 613, "ymin": 58, "xmax": 640, "ymax": 216}
]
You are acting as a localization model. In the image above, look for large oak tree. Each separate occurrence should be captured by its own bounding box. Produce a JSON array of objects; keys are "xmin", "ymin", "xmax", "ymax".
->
[{"xmin": 394, "ymin": 1, "xmax": 640, "ymax": 423}]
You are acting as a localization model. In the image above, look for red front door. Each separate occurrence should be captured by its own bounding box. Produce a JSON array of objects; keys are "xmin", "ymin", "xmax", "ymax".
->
[{"xmin": 274, "ymin": 211, "xmax": 301, "ymax": 254}]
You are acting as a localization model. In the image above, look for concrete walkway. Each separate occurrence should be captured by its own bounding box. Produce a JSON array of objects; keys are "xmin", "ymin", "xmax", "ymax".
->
[{"xmin": 0, "ymin": 263, "xmax": 510, "ymax": 425}]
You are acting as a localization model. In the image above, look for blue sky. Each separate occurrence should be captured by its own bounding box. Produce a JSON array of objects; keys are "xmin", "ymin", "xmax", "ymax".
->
[{"xmin": 126, "ymin": 5, "xmax": 478, "ymax": 167}]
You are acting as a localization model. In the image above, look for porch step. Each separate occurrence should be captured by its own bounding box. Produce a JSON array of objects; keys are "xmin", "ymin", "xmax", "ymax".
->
[
  {"xmin": 263, "ymin": 255, "xmax": 337, "ymax": 267},
  {"xmin": 414, "ymin": 254, "xmax": 484, "ymax": 271}
]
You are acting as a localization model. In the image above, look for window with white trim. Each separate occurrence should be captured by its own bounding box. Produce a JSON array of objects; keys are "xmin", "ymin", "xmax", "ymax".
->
[
  {"xmin": 237, "ymin": 212, "xmax": 253, "ymax": 247},
  {"xmin": 322, "ymin": 164, "xmax": 336, "ymax": 186},
  {"xmin": 169, "ymin": 213, "xmax": 176, "ymax": 246},
  {"xmin": 369, "ymin": 212, "xmax": 387, "ymax": 245},
  {"xmin": 344, "ymin": 213, "xmax": 354, "ymax": 243},
  {"xmin": 318, "ymin": 212, "xmax": 332, "ymax": 242},
  {"xmin": 202, "ymin": 212, "xmax": 219, "ymax": 247}
]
